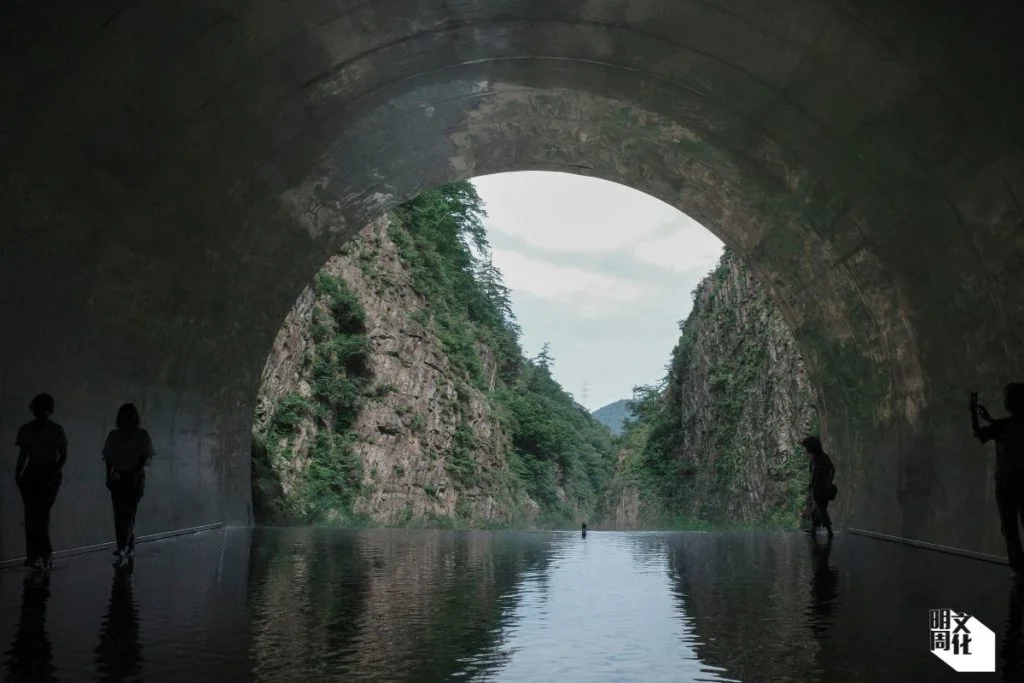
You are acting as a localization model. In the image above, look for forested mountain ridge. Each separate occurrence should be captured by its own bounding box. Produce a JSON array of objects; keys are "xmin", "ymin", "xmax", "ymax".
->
[
  {"xmin": 592, "ymin": 399, "xmax": 631, "ymax": 436},
  {"xmin": 252, "ymin": 183, "xmax": 617, "ymax": 527}
]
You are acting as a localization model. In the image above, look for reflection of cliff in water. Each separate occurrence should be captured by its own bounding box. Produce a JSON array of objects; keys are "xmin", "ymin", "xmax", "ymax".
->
[
  {"xmin": 666, "ymin": 533, "xmax": 828, "ymax": 682},
  {"xmin": 665, "ymin": 533, "xmax": 1015, "ymax": 683},
  {"xmin": 246, "ymin": 528, "xmax": 553, "ymax": 680}
]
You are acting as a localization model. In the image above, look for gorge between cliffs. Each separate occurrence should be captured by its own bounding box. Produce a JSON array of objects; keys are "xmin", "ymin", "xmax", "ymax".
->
[{"xmin": 251, "ymin": 182, "xmax": 819, "ymax": 531}]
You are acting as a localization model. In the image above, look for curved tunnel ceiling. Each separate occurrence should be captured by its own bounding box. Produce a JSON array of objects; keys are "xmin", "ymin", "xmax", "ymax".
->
[{"xmin": 1, "ymin": 0, "xmax": 1022, "ymax": 559}]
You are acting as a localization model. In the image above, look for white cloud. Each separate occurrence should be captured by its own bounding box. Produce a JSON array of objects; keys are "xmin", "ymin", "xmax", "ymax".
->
[
  {"xmin": 474, "ymin": 171, "xmax": 681, "ymax": 254},
  {"xmin": 632, "ymin": 217, "xmax": 724, "ymax": 272},
  {"xmin": 491, "ymin": 248, "xmax": 651, "ymax": 318},
  {"xmin": 470, "ymin": 171, "xmax": 726, "ymax": 409}
]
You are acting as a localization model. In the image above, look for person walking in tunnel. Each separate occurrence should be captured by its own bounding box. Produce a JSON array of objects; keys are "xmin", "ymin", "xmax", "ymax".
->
[
  {"xmin": 103, "ymin": 403, "xmax": 154, "ymax": 562},
  {"xmin": 803, "ymin": 436, "xmax": 836, "ymax": 538},
  {"xmin": 971, "ymin": 385, "xmax": 1024, "ymax": 577},
  {"xmin": 14, "ymin": 393, "xmax": 68, "ymax": 571}
]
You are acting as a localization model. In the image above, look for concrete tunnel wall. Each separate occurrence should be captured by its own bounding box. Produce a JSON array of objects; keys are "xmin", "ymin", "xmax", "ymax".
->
[{"xmin": 2, "ymin": 0, "xmax": 1024, "ymax": 561}]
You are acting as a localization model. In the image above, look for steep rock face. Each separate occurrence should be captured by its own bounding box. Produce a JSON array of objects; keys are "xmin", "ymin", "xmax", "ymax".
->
[
  {"xmin": 605, "ymin": 251, "xmax": 818, "ymax": 528},
  {"xmin": 677, "ymin": 251, "xmax": 818, "ymax": 523},
  {"xmin": 606, "ymin": 450, "xmax": 643, "ymax": 528},
  {"xmin": 254, "ymin": 217, "xmax": 536, "ymax": 525}
]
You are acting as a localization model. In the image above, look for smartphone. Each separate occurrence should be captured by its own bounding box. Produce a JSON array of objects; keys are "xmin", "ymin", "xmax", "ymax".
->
[{"xmin": 970, "ymin": 392, "xmax": 978, "ymax": 408}]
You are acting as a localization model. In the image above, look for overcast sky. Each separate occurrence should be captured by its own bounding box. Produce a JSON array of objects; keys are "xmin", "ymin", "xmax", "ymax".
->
[{"xmin": 471, "ymin": 171, "xmax": 723, "ymax": 412}]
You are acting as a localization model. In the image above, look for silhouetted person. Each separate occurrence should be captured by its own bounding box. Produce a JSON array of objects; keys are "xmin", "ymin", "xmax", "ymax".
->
[
  {"xmin": 3, "ymin": 573, "xmax": 57, "ymax": 682},
  {"xmin": 15, "ymin": 393, "xmax": 68, "ymax": 570},
  {"xmin": 103, "ymin": 403, "xmax": 154, "ymax": 561},
  {"xmin": 581, "ymin": 522, "xmax": 587, "ymax": 538},
  {"xmin": 95, "ymin": 562, "xmax": 143, "ymax": 682},
  {"xmin": 971, "ymin": 385, "xmax": 1024, "ymax": 576},
  {"xmin": 803, "ymin": 436, "xmax": 836, "ymax": 538}
]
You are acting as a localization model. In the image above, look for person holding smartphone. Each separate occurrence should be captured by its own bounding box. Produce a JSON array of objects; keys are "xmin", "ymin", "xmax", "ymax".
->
[{"xmin": 972, "ymin": 384, "xmax": 1024, "ymax": 576}]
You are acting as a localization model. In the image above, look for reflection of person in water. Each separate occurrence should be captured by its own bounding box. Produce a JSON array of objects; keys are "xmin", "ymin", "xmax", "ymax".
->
[
  {"xmin": 3, "ymin": 573, "xmax": 57, "ymax": 682},
  {"xmin": 1003, "ymin": 583, "xmax": 1024, "ymax": 681},
  {"xmin": 806, "ymin": 536, "xmax": 839, "ymax": 638},
  {"xmin": 95, "ymin": 562, "xmax": 144, "ymax": 682}
]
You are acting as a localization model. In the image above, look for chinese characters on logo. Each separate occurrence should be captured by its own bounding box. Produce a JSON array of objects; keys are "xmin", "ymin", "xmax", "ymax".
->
[
  {"xmin": 929, "ymin": 607, "xmax": 995, "ymax": 672},
  {"xmin": 929, "ymin": 609, "xmax": 972, "ymax": 655}
]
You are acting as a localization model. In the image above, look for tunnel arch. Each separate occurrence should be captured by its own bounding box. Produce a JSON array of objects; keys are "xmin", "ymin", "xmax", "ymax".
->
[{"xmin": 1, "ymin": 0, "xmax": 1021, "ymax": 560}]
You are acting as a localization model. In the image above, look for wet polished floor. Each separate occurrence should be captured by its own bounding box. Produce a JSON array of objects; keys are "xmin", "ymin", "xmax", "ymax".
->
[{"xmin": 0, "ymin": 527, "xmax": 1021, "ymax": 682}]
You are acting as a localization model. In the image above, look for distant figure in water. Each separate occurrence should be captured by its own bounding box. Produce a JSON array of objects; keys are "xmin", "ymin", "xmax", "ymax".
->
[
  {"xmin": 582, "ymin": 522, "xmax": 587, "ymax": 538},
  {"xmin": 971, "ymin": 385, "xmax": 1024, "ymax": 577},
  {"xmin": 15, "ymin": 393, "xmax": 68, "ymax": 571},
  {"xmin": 803, "ymin": 436, "xmax": 836, "ymax": 538},
  {"xmin": 103, "ymin": 403, "xmax": 154, "ymax": 562}
]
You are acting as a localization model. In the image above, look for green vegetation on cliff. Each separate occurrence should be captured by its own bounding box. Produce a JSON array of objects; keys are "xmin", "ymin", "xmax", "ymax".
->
[
  {"xmin": 391, "ymin": 184, "xmax": 616, "ymax": 525},
  {"xmin": 254, "ymin": 186, "xmax": 814, "ymax": 531},
  {"xmin": 252, "ymin": 273, "xmax": 370, "ymax": 523},
  {"xmin": 600, "ymin": 250, "xmax": 817, "ymax": 529},
  {"xmin": 254, "ymin": 182, "xmax": 616, "ymax": 527}
]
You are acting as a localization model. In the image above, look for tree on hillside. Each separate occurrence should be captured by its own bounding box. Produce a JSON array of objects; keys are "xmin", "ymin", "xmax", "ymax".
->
[
  {"xmin": 476, "ymin": 254, "xmax": 520, "ymax": 338},
  {"xmin": 534, "ymin": 342, "xmax": 555, "ymax": 372},
  {"xmin": 625, "ymin": 382, "xmax": 664, "ymax": 427}
]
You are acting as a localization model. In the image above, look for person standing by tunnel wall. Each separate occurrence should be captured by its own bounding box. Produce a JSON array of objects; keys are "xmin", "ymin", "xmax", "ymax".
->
[
  {"xmin": 103, "ymin": 403, "xmax": 154, "ymax": 561},
  {"xmin": 971, "ymin": 385, "xmax": 1024, "ymax": 576},
  {"xmin": 803, "ymin": 436, "xmax": 836, "ymax": 538},
  {"xmin": 14, "ymin": 393, "xmax": 68, "ymax": 570}
]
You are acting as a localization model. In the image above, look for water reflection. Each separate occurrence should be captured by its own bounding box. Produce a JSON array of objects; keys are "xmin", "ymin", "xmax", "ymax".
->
[
  {"xmin": 1, "ymin": 529, "xmax": 1021, "ymax": 681},
  {"xmin": 246, "ymin": 528, "xmax": 555, "ymax": 681},
  {"xmin": 94, "ymin": 561, "xmax": 143, "ymax": 682},
  {"xmin": 807, "ymin": 536, "xmax": 839, "ymax": 640},
  {"xmin": 669, "ymin": 533, "xmax": 826, "ymax": 681},
  {"xmin": 482, "ymin": 532, "xmax": 736, "ymax": 682},
  {"xmin": 1003, "ymin": 583, "xmax": 1024, "ymax": 681},
  {"xmin": 3, "ymin": 572, "xmax": 57, "ymax": 682}
]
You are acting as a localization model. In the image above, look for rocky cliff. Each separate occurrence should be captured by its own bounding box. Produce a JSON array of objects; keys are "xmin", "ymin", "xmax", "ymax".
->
[
  {"xmin": 602, "ymin": 250, "xmax": 818, "ymax": 528},
  {"xmin": 253, "ymin": 217, "xmax": 534, "ymax": 526},
  {"xmin": 252, "ymin": 183, "xmax": 615, "ymax": 527}
]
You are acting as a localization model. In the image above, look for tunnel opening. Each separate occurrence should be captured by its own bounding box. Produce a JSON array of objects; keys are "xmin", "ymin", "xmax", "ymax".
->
[
  {"xmin": 2, "ymin": 0, "xmax": 1022, "ymax": 561},
  {"xmin": 251, "ymin": 171, "xmax": 821, "ymax": 531}
]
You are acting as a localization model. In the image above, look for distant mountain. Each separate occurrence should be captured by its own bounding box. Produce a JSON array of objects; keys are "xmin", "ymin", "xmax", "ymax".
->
[{"xmin": 592, "ymin": 399, "xmax": 632, "ymax": 436}]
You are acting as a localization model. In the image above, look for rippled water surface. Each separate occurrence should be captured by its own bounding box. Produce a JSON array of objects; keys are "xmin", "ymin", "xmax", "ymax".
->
[{"xmin": 1, "ymin": 528, "xmax": 1022, "ymax": 682}]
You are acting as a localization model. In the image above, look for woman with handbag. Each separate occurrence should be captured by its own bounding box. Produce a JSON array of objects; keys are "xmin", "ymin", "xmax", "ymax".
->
[
  {"xmin": 102, "ymin": 403, "xmax": 154, "ymax": 561},
  {"xmin": 803, "ymin": 436, "xmax": 836, "ymax": 538}
]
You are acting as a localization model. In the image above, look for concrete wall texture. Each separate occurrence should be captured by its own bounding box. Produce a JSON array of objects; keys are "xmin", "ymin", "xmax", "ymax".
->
[{"xmin": 1, "ymin": 0, "xmax": 1023, "ymax": 561}]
